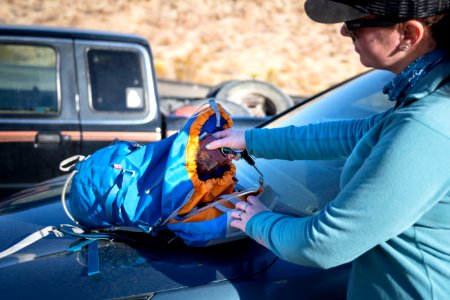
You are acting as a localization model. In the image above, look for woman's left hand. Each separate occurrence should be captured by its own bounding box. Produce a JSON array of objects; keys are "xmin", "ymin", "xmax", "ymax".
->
[{"xmin": 230, "ymin": 196, "xmax": 270, "ymax": 232}]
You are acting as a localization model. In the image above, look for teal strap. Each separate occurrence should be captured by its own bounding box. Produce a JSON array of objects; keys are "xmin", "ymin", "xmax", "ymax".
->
[
  {"xmin": 67, "ymin": 239, "xmax": 100, "ymax": 276},
  {"xmin": 104, "ymin": 169, "xmax": 135, "ymax": 223},
  {"xmin": 67, "ymin": 239, "xmax": 94, "ymax": 252},
  {"xmin": 104, "ymin": 183, "xmax": 120, "ymax": 222},
  {"xmin": 87, "ymin": 240, "xmax": 100, "ymax": 276}
]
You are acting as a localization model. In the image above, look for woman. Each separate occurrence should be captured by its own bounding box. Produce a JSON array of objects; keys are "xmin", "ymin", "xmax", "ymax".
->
[{"xmin": 207, "ymin": 1, "xmax": 450, "ymax": 299}]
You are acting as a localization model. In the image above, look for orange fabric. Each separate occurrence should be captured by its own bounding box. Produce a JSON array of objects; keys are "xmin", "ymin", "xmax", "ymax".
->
[{"xmin": 179, "ymin": 104, "xmax": 235, "ymax": 216}]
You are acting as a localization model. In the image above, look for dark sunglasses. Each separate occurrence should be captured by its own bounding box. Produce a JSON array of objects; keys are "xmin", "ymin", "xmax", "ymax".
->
[
  {"xmin": 220, "ymin": 147, "xmax": 243, "ymax": 157},
  {"xmin": 344, "ymin": 19, "xmax": 399, "ymax": 40},
  {"xmin": 220, "ymin": 147, "xmax": 256, "ymax": 165}
]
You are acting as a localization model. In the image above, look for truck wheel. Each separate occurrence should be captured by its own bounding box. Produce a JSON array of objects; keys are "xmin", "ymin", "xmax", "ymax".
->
[{"xmin": 206, "ymin": 80, "xmax": 294, "ymax": 117}]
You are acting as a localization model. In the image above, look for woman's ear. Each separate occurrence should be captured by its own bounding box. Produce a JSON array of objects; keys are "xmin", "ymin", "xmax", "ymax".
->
[{"xmin": 401, "ymin": 20, "xmax": 425, "ymax": 48}]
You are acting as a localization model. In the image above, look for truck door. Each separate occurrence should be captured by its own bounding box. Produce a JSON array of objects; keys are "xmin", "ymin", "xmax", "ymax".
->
[
  {"xmin": 73, "ymin": 40, "xmax": 161, "ymax": 155},
  {"xmin": 0, "ymin": 38, "xmax": 80, "ymax": 198}
]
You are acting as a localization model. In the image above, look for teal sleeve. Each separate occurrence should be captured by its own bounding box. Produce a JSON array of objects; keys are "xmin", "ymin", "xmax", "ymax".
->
[
  {"xmin": 245, "ymin": 111, "xmax": 390, "ymax": 160},
  {"xmin": 246, "ymin": 117, "xmax": 450, "ymax": 268}
]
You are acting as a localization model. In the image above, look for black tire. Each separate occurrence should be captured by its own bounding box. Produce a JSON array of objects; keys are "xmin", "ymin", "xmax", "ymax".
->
[{"xmin": 206, "ymin": 80, "xmax": 294, "ymax": 117}]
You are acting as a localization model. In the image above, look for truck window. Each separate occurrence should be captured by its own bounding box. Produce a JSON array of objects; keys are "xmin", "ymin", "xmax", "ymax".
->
[
  {"xmin": 87, "ymin": 49, "xmax": 145, "ymax": 112},
  {"xmin": 0, "ymin": 44, "xmax": 58, "ymax": 114}
]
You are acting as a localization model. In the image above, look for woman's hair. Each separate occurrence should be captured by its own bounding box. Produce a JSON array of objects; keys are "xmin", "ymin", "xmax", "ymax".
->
[{"xmin": 430, "ymin": 13, "xmax": 450, "ymax": 52}]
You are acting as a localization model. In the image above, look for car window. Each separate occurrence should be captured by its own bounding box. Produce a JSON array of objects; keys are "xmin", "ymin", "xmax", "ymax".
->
[
  {"xmin": 270, "ymin": 70, "xmax": 395, "ymax": 127},
  {"xmin": 0, "ymin": 44, "xmax": 58, "ymax": 115},
  {"xmin": 235, "ymin": 70, "xmax": 396, "ymax": 217},
  {"xmin": 87, "ymin": 49, "xmax": 145, "ymax": 112}
]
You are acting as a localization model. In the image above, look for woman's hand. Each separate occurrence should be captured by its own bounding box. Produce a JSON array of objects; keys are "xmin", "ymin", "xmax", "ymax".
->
[
  {"xmin": 230, "ymin": 196, "xmax": 270, "ymax": 232},
  {"xmin": 206, "ymin": 129, "xmax": 246, "ymax": 151}
]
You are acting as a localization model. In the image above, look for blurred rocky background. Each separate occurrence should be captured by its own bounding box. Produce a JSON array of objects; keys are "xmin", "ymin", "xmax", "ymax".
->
[{"xmin": 1, "ymin": 0, "xmax": 369, "ymax": 97}]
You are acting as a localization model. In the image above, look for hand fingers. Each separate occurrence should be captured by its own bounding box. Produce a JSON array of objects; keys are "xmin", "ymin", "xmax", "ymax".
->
[
  {"xmin": 206, "ymin": 130, "xmax": 231, "ymax": 150},
  {"xmin": 212, "ymin": 129, "xmax": 230, "ymax": 139},
  {"xmin": 230, "ymin": 219, "xmax": 245, "ymax": 231},
  {"xmin": 231, "ymin": 207, "xmax": 250, "ymax": 223},
  {"xmin": 231, "ymin": 209, "xmax": 244, "ymax": 219},
  {"xmin": 230, "ymin": 197, "xmax": 271, "ymax": 235},
  {"xmin": 206, "ymin": 129, "xmax": 246, "ymax": 151},
  {"xmin": 235, "ymin": 200, "xmax": 250, "ymax": 212},
  {"xmin": 244, "ymin": 196, "xmax": 270, "ymax": 213},
  {"xmin": 247, "ymin": 196, "xmax": 260, "ymax": 206},
  {"xmin": 230, "ymin": 200, "xmax": 253, "ymax": 231},
  {"xmin": 205, "ymin": 138, "xmax": 225, "ymax": 151},
  {"xmin": 230, "ymin": 209, "xmax": 246, "ymax": 232}
]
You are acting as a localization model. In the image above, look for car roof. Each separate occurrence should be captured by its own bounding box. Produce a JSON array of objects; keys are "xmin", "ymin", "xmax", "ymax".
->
[{"xmin": 0, "ymin": 24, "xmax": 149, "ymax": 47}]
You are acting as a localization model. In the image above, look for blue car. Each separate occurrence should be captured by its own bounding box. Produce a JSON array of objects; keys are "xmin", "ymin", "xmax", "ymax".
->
[{"xmin": 0, "ymin": 70, "xmax": 395, "ymax": 300}]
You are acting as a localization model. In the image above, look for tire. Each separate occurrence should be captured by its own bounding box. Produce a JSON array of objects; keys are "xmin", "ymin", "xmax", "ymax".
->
[{"xmin": 206, "ymin": 80, "xmax": 294, "ymax": 117}]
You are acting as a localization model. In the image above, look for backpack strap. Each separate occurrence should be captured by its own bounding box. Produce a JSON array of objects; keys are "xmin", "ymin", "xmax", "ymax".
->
[
  {"xmin": 68, "ymin": 239, "xmax": 100, "ymax": 276},
  {"xmin": 0, "ymin": 224, "xmax": 110, "ymax": 277},
  {"xmin": 59, "ymin": 155, "xmax": 91, "ymax": 226},
  {"xmin": 209, "ymin": 99, "xmax": 221, "ymax": 127},
  {"xmin": 0, "ymin": 226, "xmax": 63, "ymax": 260},
  {"xmin": 180, "ymin": 187, "xmax": 261, "ymax": 219},
  {"xmin": 59, "ymin": 155, "xmax": 86, "ymax": 172},
  {"xmin": 61, "ymin": 170, "xmax": 80, "ymax": 225},
  {"xmin": 103, "ymin": 167, "xmax": 136, "ymax": 222}
]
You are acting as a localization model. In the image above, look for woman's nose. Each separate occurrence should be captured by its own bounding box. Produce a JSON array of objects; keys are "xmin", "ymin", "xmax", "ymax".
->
[
  {"xmin": 340, "ymin": 24, "xmax": 349, "ymax": 37},
  {"xmin": 340, "ymin": 24, "xmax": 355, "ymax": 41}
]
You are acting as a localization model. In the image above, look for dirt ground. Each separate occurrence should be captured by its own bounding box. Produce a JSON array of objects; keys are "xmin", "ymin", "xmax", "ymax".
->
[{"xmin": 1, "ymin": 0, "xmax": 369, "ymax": 96}]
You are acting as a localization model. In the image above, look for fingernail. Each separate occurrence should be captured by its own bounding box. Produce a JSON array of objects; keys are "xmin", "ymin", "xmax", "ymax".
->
[{"xmin": 205, "ymin": 144, "xmax": 210, "ymax": 149}]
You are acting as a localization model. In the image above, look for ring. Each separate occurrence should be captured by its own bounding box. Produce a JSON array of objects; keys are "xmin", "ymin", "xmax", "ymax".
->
[
  {"xmin": 243, "ymin": 203, "xmax": 249, "ymax": 212},
  {"xmin": 237, "ymin": 211, "xmax": 243, "ymax": 219}
]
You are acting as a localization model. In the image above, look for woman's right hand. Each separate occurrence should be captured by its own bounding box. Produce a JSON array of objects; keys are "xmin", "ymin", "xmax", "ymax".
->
[{"xmin": 206, "ymin": 129, "xmax": 246, "ymax": 152}]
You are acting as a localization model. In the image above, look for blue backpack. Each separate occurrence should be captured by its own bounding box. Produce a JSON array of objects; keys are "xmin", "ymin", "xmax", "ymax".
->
[
  {"xmin": 0, "ymin": 100, "xmax": 263, "ymax": 276},
  {"xmin": 59, "ymin": 99, "xmax": 262, "ymax": 246}
]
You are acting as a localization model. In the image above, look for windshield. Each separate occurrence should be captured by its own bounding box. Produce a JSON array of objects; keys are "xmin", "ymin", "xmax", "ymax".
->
[{"xmin": 235, "ymin": 70, "xmax": 395, "ymax": 217}]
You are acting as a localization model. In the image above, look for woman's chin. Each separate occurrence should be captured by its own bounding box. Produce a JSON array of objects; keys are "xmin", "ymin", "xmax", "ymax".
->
[{"xmin": 359, "ymin": 57, "xmax": 370, "ymax": 68}]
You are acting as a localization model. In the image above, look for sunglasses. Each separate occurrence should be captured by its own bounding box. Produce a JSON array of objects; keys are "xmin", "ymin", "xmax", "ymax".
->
[
  {"xmin": 344, "ymin": 19, "xmax": 399, "ymax": 40},
  {"xmin": 220, "ymin": 147, "xmax": 243, "ymax": 157},
  {"xmin": 220, "ymin": 147, "xmax": 255, "ymax": 165}
]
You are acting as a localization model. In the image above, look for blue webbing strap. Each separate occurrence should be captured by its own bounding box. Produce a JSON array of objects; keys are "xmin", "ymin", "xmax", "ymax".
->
[
  {"xmin": 87, "ymin": 240, "xmax": 100, "ymax": 276},
  {"xmin": 104, "ymin": 184, "xmax": 120, "ymax": 222},
  {"xmin": 67, "ymin": 239, "xmax": 100, "ymax": 276},
  {"xmin": 67, "ymin": 239, "xmax": 95, "ymax": 252},
  {"xmin": 62, "ymin": 226, "xmax": 110, "ymax": 277},
  {"xmin": 104, "ymin": 169, "xmax": 135, "ymax": 222}
]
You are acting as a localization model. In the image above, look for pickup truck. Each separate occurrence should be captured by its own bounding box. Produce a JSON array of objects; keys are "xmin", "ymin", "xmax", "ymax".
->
[{"xmin": 0, "ymin": 25, "xmax": 295, "ymax": 198}]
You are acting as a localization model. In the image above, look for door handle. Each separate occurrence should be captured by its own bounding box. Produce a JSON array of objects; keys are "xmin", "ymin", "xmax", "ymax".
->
[{"xmin": 35, "ymin": 133, "xmax": 61, "ymax": 144}]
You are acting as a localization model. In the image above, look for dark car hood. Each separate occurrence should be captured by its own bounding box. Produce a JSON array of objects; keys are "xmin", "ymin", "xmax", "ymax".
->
[{"xmin": 0, "ymin": 177, "xmax": 276, "ymax": 299}]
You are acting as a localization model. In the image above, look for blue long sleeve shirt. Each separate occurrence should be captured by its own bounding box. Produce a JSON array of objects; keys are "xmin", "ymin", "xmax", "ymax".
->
[{"xmin": 244, "ymin": 58, "xmax": 450, "ymax": 299}]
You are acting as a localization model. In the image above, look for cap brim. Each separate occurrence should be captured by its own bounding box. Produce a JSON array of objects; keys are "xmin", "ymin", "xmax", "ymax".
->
[{"xmin": 304, "ymin": 0, "xmax": 369, "ymax": 24}]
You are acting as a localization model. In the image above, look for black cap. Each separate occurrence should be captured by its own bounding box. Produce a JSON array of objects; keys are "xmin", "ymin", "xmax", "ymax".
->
[{"xmin": 305, "ymin": 0, "xmax": 450, "ymax": 23}]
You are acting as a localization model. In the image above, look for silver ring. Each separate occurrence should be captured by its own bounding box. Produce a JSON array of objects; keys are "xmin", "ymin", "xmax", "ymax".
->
[
  {"xmin": 237, "ymin": 211, "xmax": 243, "ymax": 219},
  {"xmin": 243, "ymin": 203, "xmax": 249, "ymax": 212}
]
